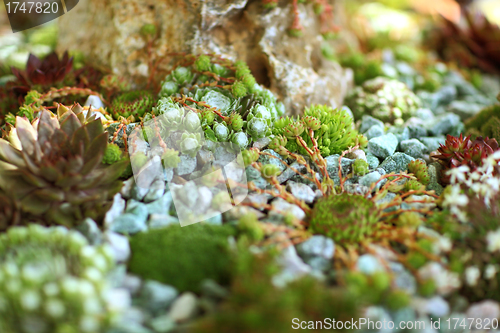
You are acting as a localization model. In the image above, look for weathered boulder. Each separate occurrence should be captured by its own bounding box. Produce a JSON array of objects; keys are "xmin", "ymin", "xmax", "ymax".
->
[{"xmin": 57, "ymin": 0, "xmax": 352, "ymax": 114}]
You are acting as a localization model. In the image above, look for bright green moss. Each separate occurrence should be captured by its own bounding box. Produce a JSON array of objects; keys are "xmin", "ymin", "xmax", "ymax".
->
[
  {"xmin": 309, "ymin": 193, "xmax": 382, "ymax": 245},
  {"xmin": 128, "ymin": 224, "xmax": 235, "ymax": 293}
]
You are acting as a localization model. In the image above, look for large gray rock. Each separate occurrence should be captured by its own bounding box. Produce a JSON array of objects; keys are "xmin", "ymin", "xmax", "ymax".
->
[{"xmin": 57, "ymin": 0, "xmax": 352, "ymax": 115}]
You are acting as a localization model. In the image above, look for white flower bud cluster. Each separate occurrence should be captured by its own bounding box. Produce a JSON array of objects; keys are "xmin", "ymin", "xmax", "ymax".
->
[{"xmin": 443, "ymin": 150, "xmax": 500, "ymax": 222}]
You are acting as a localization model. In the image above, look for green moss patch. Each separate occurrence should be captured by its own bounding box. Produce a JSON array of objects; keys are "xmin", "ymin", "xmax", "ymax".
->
[{"xmin": 128, "ymin": 223, "xmax": 235, "ymax": 293}]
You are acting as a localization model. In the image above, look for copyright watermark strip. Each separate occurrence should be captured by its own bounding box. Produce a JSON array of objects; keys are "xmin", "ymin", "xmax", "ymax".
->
[
  {"xmin": 3, "ymin": 0, "xmax": 79, "ymax": 32},
  {"xmin": 292, "ymin": 317, "xmax": 499, "ymax": 330}
]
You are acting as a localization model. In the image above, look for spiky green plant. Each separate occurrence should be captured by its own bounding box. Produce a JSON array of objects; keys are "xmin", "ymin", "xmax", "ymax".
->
[
  {"xmin": 271, "ymin": 105, "xmax": 365, "ymax": 157},
  {"xmin": 0, "ymin": 104, "xmax": 127, "ymax": 230},
  {"xmin": 110, "ymin": 90, "xmax": 155, "ymax": 121},
  {"xmin": 309, "ymin": 193, "xmax": 382, "ymax": 244},
  {"xmin": 0, "ymin": 224, "xmax": 121, "ymax": 333}
]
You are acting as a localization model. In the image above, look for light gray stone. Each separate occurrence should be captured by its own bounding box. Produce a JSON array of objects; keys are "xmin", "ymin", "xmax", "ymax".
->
[
  {"xmin": 276, "ymin": 161, "xmax": 307, "ymax": 184},
  {"xmin": 270, "ymin": 197, "xmax": 306, "ymax": 221},
  {"xmin": 110, "ymin": 214, "xmax": 148, "ymax": 235},
  {"xmin": 365, "ymin": 152, "xmax": 380, "ymax": 170},
  {"xmin": 140, "ymin": 281, "xmax": 178, "ymax": 315},
  {"xmin": 407, "ymin": 125, "xmax": 428, "ymax": 139},
  {"xmin": 365, "ymin": 125, "xmax": 385, "ymax": 140},
  {"xmin": 143, "ymin": 179, "xmax": 166, "ymax": 203},
  {"xmin": 149, "ymin": 315, "xmax": 175, "ymax": 333},
  {"xmin": 272, "ymin": 245, "xmax": 313, "ymax": 287},
  {"xmin": 359, "ymin": 171, "xmax": 382, "ymax": 190},
  {"xmin": 168, "ymin": 292, "xmax": 198, "ymax": 323},
  {"xmin": 105, "ymin": 193, "xmax": 127, "ymax": 228},
  {"xmin": 368, "ymin": 133, "xmax": 399, "ymax": 158},
  {"xmin": 359, "ymin": 115, "xmax": 385, "ymax": 133},
  {"xmin": 400, "ymin": 138, "xmax": 426, "ymax": 159},
  {"xmin": 390, "ymin": 262, "xmax": 417, "ymax": 295},
  {"xmin": 379, "ymin": 152, "xmax": 415, "ymax": 174},
  {"xmin": 356, "ymin": 254, "xmax": 385, "ymax": 275},
  {"xmin": 145, "ymin": 191, "xmax": 173, "ymax": 216},
  {"xmin": 420, "ymin": 136, "xmax": 445, "ymax": 154},
  {"xmin": 296, "ymin": 235, "xmax": 335, "ymax": 260},
  {"xmin": 286, "ymin": 181, "xmax": 316, "ymax": 204},
  {"xmin": 104, "ymin": 231, "xmax": 131, "ymax": 262},
  {"xmin": 148, "ymin": 214, "xmax": 179, "ymax": 229},
  {"xmin": 76, "ymin": 218, "xmax": 102, "ymax": 245},
  {"xmin": 175, "ymin": 154, "xmax": 197, "ymax": 176},
  {"xmin": 427, "ymin": 113, "xmax": 462, "ymax": 136}
]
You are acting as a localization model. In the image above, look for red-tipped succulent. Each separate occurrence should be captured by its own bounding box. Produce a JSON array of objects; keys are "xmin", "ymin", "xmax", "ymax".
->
[{"xmin": 431, "ymin": 134, "xmax": 499, "ymax": 183}]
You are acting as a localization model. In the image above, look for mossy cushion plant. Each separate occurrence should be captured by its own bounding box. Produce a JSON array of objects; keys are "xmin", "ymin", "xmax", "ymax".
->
[
  {"xmin": 465, "ymin": 102, "xmax": 500, "ymax": 142},
  {"xmin": 128, "ymin": 224, "xmax": 235, "ymax": 293},
  {"xmin": 309, "ymin": 193, "xmax": 382, "ymax": 245}
]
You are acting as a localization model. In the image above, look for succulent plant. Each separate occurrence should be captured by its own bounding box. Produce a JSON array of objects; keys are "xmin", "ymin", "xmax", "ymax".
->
[
  {"xmin": 161, "ymin": 148, "xmax": 181, "ymax": 168},
  {"xmin": 242, "ymin": 148, "xmax": 260, "ymax": 167},
  {"xmin": 345, "ymin": 77, "xmax": 421, "ymax": 124},
  {"xmin": 309, "ymin": 193, "xmax": 382, "ymax": 245},
  {"xmin": 110, "ymin": 90, "xmax": 155, "ymax": 121},
  {"xmin": 0, "ymin": 105, "xmax": 127, "ymax": 229},
  {"xmin": 226, "ymin": 113, "xmax": 244, "ymax": 132},
  {"xmin": 260, "ymin": 164, "xmax": 282, "ymax": 179},
  {"xmin": 155, "ymin": 55, "xmax": 284, "ymax": 149},
  {"xmin": 303, "ymin": 105, "xmax": 362, "ymax": 155},
  {"xmin": 214, "ymin": 122, "xmax": 230, "ymax": 141},
  {"xmin": 408, "ymin": 159, "xmax": 430, "ymax": 185},
  {"xmin": 404, "ymin": 179, "xmax": 425, "ymax": 191},
  {"xmin": 431, "ymin": 134, "xmax": 499, "ymax": 183},
  {"xmin": 11, "ymin": 52, "xmax": 73, "ymax": 92},
  {"xmin": 128, "ymin": 224, "xmax": 235, "ymax": 293},
  {"xmin": 0, "ymin": 224, "xmax": 123, "ymax": 333},
  {"xmin": 179, "ymin": 132, "xmax": 203, "ymax": 158},
  {"xmin": 271, "ymin": 105, "xmax": 363, "ymax": 157},
  {"xmin": 246, "ymin": 117, "xmax": 271, "ymax": 141},
  {"xmin": 102, "ymin": 143, "xmax": 123, "ymax": 165},
  {"xmin": 352, "ymin": 158, "xmax": 369, "ymax": 176},
  {"xmin": 229, "ymin": 131, "xmax": 250, "ymax": 150},
  {"xmin": 2, "ymin": 51, "xmax": 104, "ymax": 113},
  {"xmin": 428, "ymin": 10, "xmax": 500, "ymax": 74}
]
